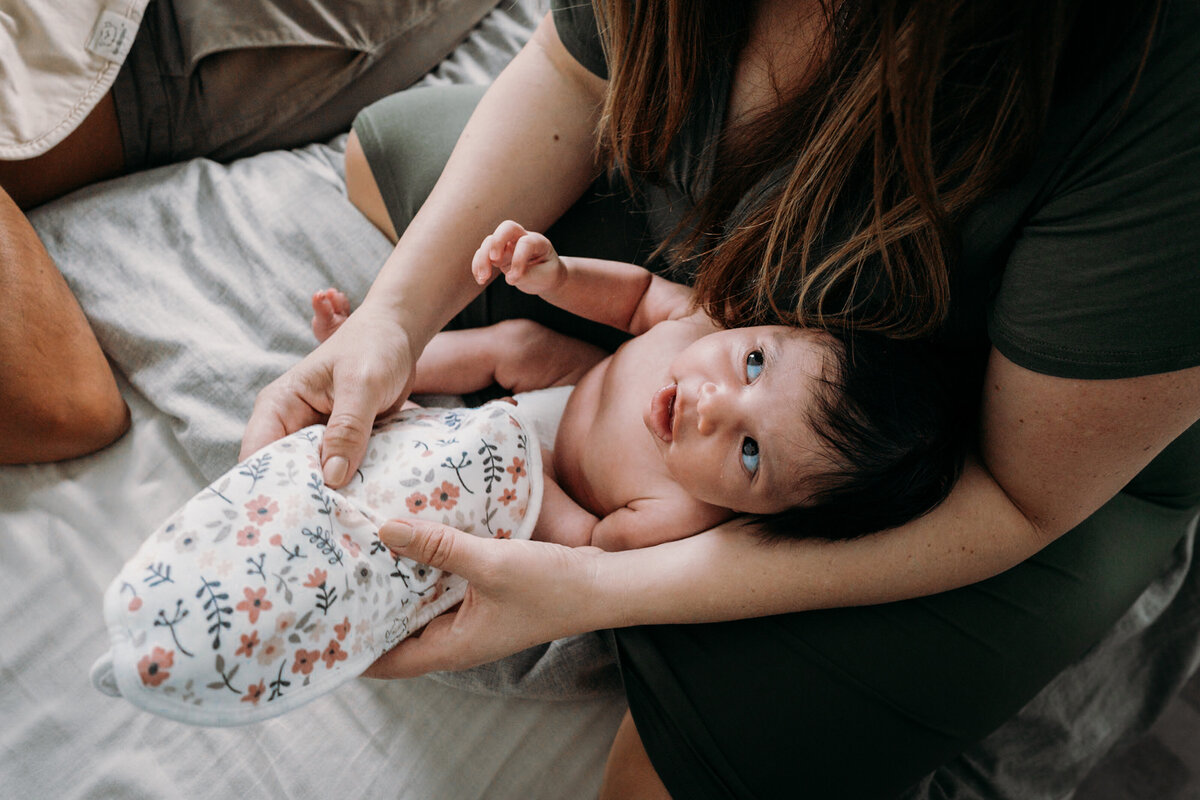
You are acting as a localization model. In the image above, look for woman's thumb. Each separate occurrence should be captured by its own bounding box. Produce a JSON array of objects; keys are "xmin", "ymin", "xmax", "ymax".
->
[{"xmin": 380, "ymin": 520, "xmax": 476, "ymax": 574}]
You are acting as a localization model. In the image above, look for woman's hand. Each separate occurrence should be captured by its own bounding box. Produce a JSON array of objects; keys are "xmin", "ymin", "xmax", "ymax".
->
[
  {"xmin": 240, "ymin": 303, "xmax": 418, "ymax": 487},
  {"xmin": 364, "ymin": 519, "xmax": 607, "ymax": 677}
]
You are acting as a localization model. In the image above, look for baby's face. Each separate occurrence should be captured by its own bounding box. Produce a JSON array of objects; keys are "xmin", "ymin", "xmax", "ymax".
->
[{"xmin": 642, "ymin": 325, "xmax": 832, "ymax": 515}]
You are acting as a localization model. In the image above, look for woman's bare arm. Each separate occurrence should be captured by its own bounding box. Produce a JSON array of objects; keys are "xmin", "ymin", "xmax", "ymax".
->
[
  {"xmin": 241, "ymin": 14, "xmax": 607, "ymax": 483},
  {"xmin": 366, "ymin": 351, "xmax": 1200, "ymax": 675},
  {"xmin": 593, "ymin": 351, "xmax": 1200, "ymax": 624}
]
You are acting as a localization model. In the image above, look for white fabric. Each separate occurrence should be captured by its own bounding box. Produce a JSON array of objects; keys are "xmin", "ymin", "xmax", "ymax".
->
[
  {"xmin": 0, "ymin": 0, "xmax": 149, "ymax": 158},
  {"xmin": 92, "ymin": 402, "xmax": 544, "ymax": 726}
]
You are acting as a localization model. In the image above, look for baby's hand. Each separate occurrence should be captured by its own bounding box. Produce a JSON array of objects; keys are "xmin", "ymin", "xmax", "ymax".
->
[{"xmin": 471, "ymin": 220, "xmax": 565, "ymax": 296}]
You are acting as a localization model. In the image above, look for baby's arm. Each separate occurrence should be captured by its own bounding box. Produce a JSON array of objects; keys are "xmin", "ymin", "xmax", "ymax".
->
[
  {"xmin": 534, "ymin": 479, "xmax": 732, "ymax": 552},
  {"xmin": 472, "ymin": 221, "xmax": 695, "ymax": 335}
]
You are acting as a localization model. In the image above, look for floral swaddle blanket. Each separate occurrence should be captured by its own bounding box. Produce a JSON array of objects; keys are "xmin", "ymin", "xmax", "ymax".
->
[{"xmin": 91, "ymin": 401, "xmax": 543, "ymax": 726}]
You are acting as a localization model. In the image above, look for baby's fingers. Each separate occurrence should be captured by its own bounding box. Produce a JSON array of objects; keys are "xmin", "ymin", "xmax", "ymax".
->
[
  {"xmin": 471, "ymin": 239, "xmax": 499, "ymax": 284},
  {"xmin": 489, "ymin": 220, "xmax": 529, "ymax": 259}
]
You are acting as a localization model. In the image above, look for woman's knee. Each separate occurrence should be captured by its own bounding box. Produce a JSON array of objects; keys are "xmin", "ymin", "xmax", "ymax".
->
[
  {"xmin": 346, "ymin": 85, "xmax": 486, "ymax": 241},
  {"xmin": 345, "ymin": 130, "xmax": 398, "ymax": 241},
  {"xmin": 599, "ymin": 711, "xmax": 673, "ymax": 800}
]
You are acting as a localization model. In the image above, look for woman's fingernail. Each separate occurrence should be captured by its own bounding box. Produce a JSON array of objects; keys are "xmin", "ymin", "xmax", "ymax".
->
[
  {"xmin": 382, "ymin": 522, "xmax": 413, "ymax": 548},
  {"xmin": 323, "ymin": 456, "xmax": 348, "ymax": 486}
]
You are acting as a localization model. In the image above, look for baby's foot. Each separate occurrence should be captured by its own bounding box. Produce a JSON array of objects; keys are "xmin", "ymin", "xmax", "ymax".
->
[{"xmin": 311, "ymin": 288, "xmax": 352, "ymax": 342}]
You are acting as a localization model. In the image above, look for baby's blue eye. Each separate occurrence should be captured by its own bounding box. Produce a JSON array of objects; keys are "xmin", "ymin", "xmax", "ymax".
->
[
  {"xmin": 745, "ymin": 350, "xmax": 764, "ymax": 381},
  {"xmin": 741, "ymin": 438, "xmax": 760, "ymax": 474}
]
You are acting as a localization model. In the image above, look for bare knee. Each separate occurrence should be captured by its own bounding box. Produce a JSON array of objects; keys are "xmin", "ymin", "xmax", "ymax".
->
[
  {"xmin": 600, "ymin": 711, "xmax": 673, "ymax": 800},
  {"xmin": 345, "ymin": 131, "xmax": 398, "ymax": 242}
]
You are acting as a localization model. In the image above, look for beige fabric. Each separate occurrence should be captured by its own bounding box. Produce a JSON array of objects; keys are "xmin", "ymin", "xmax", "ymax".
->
[{"xmin": 0, "ymin": 0, "xmax": 150, "ymax": 159}]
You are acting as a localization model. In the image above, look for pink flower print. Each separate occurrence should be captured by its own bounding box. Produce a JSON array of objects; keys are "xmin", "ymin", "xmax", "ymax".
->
[
  {"xmin": 237, "ymin": 586, "xmax": 272, "ymax": 624},
  {"xmin": 321, "ymin": 639, "xmax": 348, "ymax": 669},
  {"xmin": 340, "ymin": 534, "xmax": 361, "ymax": 558},
  {"xmin": 245, "ymin": 495, "xmax": 279, "ymax": 524},
  {"xmin": 269, "ymin": 533, "xmax": 283, "ymax": 547},
  {"xmin": 406, "ymin": 492, "xmax": 428, "ymax": 514},
  {"xmin": 292, "ymin": 648, "xmax": 320, "ymax": 676},
  {"xmin": 507, "ymin": 457, "xmax": 526, "ymax": 484},
  {"xmin": 242, "ymin": 680, "xmax": 266, "ymax": 705},
  {"xmin": 495, "ymin": 528, "xmax": 512, "ymax": 540},
  {"xmin": 304, "ymin": 568, "xmax": 327, "ymax": 588},
  {"xmin": 237, "ymin": 526, "xmax": 261, "ymax": 547},
  {"xmin": 257, "ymin": 636, "xmax": 285, "ymax": 666},
  {"xmin": 128, "ymin": 597, "xmax": 143, "ymax": 612},
  {"xmin": 499, "ymin": 488, "xmax": 517, "ymax": 506},
  {"xmin": 236, "ymin": 630, "xmax": 260, "ymax": 658},
  {"xmin": 137, "ymin": 647, "xmax": 173, "ymax": 687},
  {"xmin": 335, "ymin": 617, "xmax": 351, "ymax": 641},
  {"xmin": 429, "ymin": 481, "xmax": 459, "ymax": 511},
  {"xmin": 307, "ymin": 619, "xmax": 328, "ymax": 643},
  {"xmin": 275, "ymin": 611, "xmax": 297, "ymax": 634}
]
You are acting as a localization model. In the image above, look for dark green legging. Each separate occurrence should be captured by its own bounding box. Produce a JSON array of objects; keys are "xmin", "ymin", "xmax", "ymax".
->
[{"xmin": 353, "ymin": 85, "xmax": 1199, "ymax": 799}]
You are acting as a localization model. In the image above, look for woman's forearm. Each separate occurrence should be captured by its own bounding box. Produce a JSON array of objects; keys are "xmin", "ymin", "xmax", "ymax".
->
[
  {"xmin": 588, "ymin": 458, "xmax": 1046, "ymax": 628},
  {"xmin": 362, "ymin": 16, "xmax": 607, "ymax": 353}
]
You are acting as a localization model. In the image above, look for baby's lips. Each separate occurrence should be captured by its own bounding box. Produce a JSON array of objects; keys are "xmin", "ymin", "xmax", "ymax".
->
[{"xmin": 646, "ymin": 384, "xmax": 677, "ymax": 443}]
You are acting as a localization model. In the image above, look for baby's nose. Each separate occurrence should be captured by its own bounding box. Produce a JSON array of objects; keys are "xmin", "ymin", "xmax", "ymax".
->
[{"xmin": 696, "ymin": 382, "xmax": 729, "ymax": 435}]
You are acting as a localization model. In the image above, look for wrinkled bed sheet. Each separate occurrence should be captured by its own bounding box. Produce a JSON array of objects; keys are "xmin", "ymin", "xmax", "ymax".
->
[{"xmin": 2, "ymin": 0, "xmax": 1199, "ymax": 796}]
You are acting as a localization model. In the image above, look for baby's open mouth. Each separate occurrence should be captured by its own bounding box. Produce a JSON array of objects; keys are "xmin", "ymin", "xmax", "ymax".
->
[{"xmin": 646, "ymin": 384, "xmax": 678, "ymax": 443}]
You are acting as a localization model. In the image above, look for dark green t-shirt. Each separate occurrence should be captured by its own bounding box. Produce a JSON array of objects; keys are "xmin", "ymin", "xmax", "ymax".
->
[{"xmin": 552, "ymin": 0, "xmax": 1200, "ymax": 509}]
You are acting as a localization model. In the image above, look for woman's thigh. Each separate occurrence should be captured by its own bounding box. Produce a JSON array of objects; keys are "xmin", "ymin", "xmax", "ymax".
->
[
  {"xmin": 617, "ymin": 495, "xmax": 1199, "ymax": 799},
  {"xmin": 353, "ymin": 84, "xmax": 659, "ymax": 352}
]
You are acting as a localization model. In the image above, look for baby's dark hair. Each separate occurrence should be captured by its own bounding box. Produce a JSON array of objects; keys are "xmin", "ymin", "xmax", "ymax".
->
[{"xmin": 752, "ymin": 331, "xmax": 966, "ymax": 541}]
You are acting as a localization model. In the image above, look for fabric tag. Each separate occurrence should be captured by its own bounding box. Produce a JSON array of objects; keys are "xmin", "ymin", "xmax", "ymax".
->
[{"xmin": 86, "ymin": 9, "xmax": 138, "ymax": 63}]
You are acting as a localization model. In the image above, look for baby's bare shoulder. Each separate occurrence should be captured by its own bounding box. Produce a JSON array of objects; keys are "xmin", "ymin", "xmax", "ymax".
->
[{"xmin": 593, "ymin": 487, "xmax": 733, "ymax": 550}]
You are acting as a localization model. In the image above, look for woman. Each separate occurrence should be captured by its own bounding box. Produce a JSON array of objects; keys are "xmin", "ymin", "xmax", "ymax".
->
[{"xmin": 242, "ymin": 1, "xmax": 1200, "ymax": 796}]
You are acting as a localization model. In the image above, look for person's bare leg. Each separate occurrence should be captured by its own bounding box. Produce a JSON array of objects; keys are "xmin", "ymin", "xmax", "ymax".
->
[
  {"xmin": 345, "ymin": 130, "xmax": 398, "ymax": 242},
  {"xmin": 0, "ymin": 92, "xmax": 125, "ymax": 210},
  {"xmin": 599, "ymin": 710, "xmax": 673, "ymax": 800},
  {"xmin": 0, "ymin": 187, "xmax": 130, "ymax": 463}
]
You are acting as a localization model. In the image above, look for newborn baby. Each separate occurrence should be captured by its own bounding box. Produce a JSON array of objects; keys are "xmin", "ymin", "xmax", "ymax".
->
[{"xmin": 317, "ymin": 220, "xmax": 961, "ymax": 549}]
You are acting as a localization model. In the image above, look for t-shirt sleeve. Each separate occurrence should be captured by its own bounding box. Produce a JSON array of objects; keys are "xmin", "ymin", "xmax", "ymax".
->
[
  {"xmin": 988, "ymin": 3, "xmax": 1200, "ymax": 380},
  {"xmin": 550, "ymin": 0, "xmax": 609, "ymax": 79}
]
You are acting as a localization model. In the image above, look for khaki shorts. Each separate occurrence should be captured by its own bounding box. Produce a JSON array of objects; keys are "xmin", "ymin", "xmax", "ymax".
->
[{"xmin": 111, "ymin": 0, "xmax": 500, "ymax": 168}]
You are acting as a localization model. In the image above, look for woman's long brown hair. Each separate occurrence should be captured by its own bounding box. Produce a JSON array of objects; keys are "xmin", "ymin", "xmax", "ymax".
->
[{"xmin": 593, "ymin": 0, "xmax": 1163, "ymax": 337}]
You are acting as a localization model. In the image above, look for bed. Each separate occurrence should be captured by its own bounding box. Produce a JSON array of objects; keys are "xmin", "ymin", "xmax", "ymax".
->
[{"xmin": 2, "ymin": 2, "xmax": 1198, "ymax": 797}]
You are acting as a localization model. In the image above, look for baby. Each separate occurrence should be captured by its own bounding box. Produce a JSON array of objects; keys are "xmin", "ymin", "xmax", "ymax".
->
[{"xmin": 314, "ymin": 220, "xmax": 963, "ymax": 549}]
